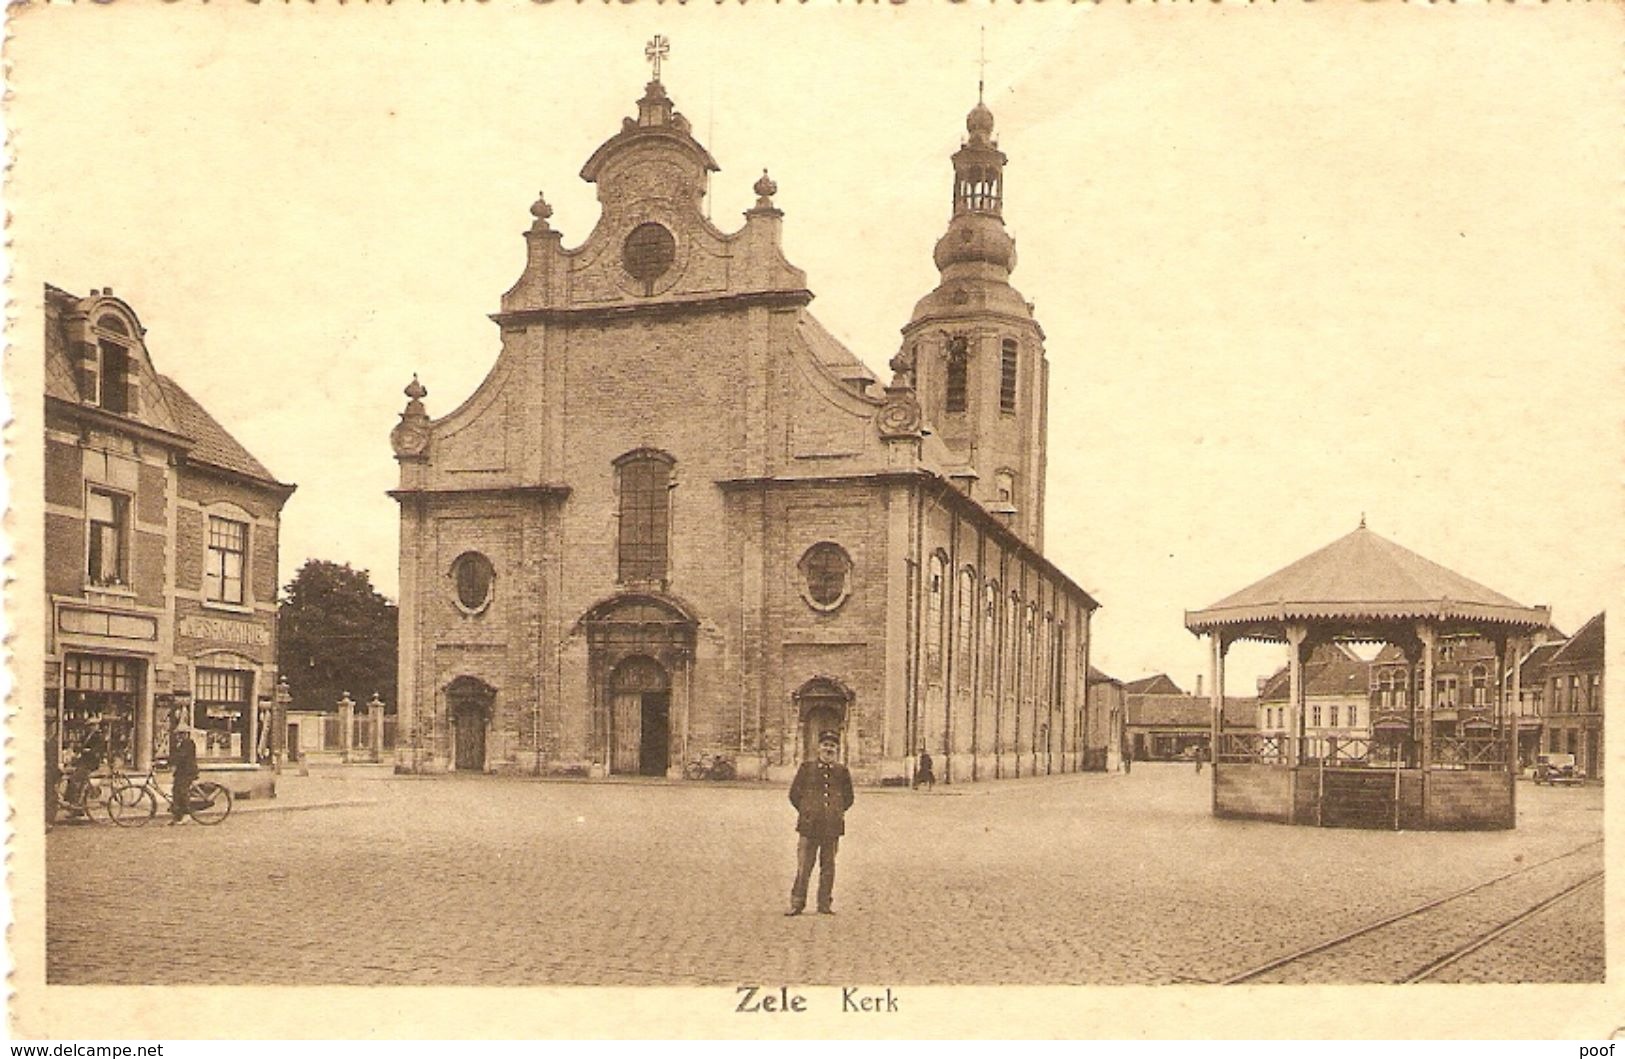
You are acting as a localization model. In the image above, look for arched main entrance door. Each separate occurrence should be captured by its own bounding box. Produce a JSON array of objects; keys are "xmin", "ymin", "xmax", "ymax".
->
[
  {"xmin": 610, "ymin": 656, "xmax": 671, "ymax": 777},
  {"xmin": 581, "ymin": 593, "xmax": 697, "ymax": 778},
  {"xmin": 446, "ymin": 676, "xmax": 495, "ymax": 772},
  {"xmin": 794, "ymin": 677, "xmax": 852, "ymax": 762}
]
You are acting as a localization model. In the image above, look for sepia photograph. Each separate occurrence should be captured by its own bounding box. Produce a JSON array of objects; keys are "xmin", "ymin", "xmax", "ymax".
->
[{"xmin": 7, "ymin": 1, "xmax": 1620, "ymax": 1040}]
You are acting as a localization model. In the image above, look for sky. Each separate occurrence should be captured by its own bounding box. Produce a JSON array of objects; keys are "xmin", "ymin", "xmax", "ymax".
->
[{"xmin": 12, "ymin": 3, "xmax": 1620, "ymax": 694}]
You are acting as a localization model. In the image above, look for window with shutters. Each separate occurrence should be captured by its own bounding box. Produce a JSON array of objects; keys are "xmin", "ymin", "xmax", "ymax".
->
[{"xmin": 616, "ymin": 451, "xmax": 674, "ymax": 584}]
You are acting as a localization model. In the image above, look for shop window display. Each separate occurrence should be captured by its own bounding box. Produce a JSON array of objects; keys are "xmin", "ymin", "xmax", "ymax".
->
[
  {"xmin": 195, "ymin": 667, "xmax": 253, "ymax": 761},
  {"xmin": 63, "ymin": 654, "xmax": 141, "ymax": 763}
]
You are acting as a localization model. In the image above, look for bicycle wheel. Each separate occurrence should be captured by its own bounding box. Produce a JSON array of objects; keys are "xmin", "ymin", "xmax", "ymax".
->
[
  {"xmin": 188, "ymin": 781, "xmax": 232, "ymax": 825},
  {"xmin": 108, "ymin": 784, "xmax": 156, "ymax": 828}
]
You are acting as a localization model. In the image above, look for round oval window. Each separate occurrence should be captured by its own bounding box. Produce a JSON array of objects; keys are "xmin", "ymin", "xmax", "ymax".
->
[
  {"xmin": 622, "ymin": 222, "xmax": 676, "ymax": 284},
  {"xmin": 451, "ymin": 552, "xmax": 495, "ymax": 612},
  {"xmin": 799, "ymin": 543, "xmax": 851, "ymax": 611}
]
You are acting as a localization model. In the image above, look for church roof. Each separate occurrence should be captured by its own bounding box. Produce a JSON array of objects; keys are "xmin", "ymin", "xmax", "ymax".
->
[
  {"xmin": 1186, "ymin": 526, "xmax": 1549, "ymax": 636},
  {"xmin": 796, "ymin": 314, "xmax": 877, "ymax": 386}
]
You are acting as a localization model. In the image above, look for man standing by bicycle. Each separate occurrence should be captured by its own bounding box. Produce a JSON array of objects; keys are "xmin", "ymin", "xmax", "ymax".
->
[{"xmin": 170, "ymin": 724, "xmax": 199, "ymax": 826}]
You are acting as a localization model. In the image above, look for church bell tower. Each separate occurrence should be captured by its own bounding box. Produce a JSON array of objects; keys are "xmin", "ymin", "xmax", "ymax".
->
[{"xmin": 900, "ymin": 96, "xmax": 1050, "ymax": 550}]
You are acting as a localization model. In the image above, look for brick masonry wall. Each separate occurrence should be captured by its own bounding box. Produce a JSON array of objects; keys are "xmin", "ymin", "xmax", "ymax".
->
[
  {"xmin": 1214, "ymin": 763, "xmax": 1293, "ymax": 821},
  {"xmin": 1423, "ymin": 770, "xmax": 1515, "ymax": 830},
  {"xmin": 45, "ymin": 436, "xmax": 82, "ymax": 507}
]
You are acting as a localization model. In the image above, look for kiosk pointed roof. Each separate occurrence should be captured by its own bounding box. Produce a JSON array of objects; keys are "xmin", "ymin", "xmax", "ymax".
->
[{"xmin": 1185, "ymin": 525, "xmax": 1549, "ymax": 637}]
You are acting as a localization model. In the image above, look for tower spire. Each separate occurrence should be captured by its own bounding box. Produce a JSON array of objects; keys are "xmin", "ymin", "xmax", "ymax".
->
[{"xmin": 978, "ymin": 26, "xmax": 987, "ymax": 105}]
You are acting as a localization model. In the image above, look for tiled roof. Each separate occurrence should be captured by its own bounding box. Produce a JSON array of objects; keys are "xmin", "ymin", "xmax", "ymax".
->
[
  {"xmin": 1516, "ymin": 641, "xmax": 1565, "ymax": 685},
  {"xmin": 1549, "ymin": 612, "xmax": 1604, "ymax": 669},
  {"xmin": 1123, "ymin": 674, "xmax": 1184, "ymax": 695},
  {"xmin": 1087, "ymin": 665, "xmax": 1122, "ymax": 686},
  {"xmin": 1127, "ymin": 693, "xmax": 1257, "ymax": 729},
  {"xmin": 1187, "ymin": 526, "xmax": 1548, "ymax": 632},
  {"xmin": 1257, "ymin": 643, "xmax": 1371, "ymax": 702},
  {"xmin": 158, "ymin": 376, "xmax": 286, "ymax": 486}
]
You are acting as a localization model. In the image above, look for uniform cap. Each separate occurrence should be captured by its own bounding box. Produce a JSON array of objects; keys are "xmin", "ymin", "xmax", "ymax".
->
[{"xmin": 818, "ymin": 730, "xmax": 840, "ymax": 746}]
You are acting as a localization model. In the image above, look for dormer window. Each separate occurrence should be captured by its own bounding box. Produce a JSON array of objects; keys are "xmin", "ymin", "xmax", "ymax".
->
[
  {"xmin": 83, "ymin": 314, "xmax": 137, "ymax": 415},
  {"xmin": 98, "ymin": 340, "xmax": 130, "ymax": 413}
]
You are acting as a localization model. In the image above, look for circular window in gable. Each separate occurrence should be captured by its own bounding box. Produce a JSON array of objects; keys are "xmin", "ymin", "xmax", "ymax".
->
[
  {"xmin": 622, "ymin": 222, "xmax": 676, "ymax": 291},
  {"xmin": 798, "ymin": 542, "xmax": 852, "ymax": 612},
  {"xmin": 450, "ymin": 552, "xmax": 495, "ymax": 614}
]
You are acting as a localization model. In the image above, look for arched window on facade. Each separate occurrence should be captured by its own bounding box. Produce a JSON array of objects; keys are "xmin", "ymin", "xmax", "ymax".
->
[
  {"xmin": 982, "ymin": 581, "xmax": 998, "ymax": 694},
  {"xmin": 926, "ymin": 551, "xmax": 948, "ymax": 682},
  {"xmin": 1471, "ymin": 664, "xmax": 1489, "ymax": 707},
  {"xmin": 616, "ymin": 451, "xmax": 673, "ymax": 584},
  {"xmin": 956, "ymin": 567, "xmax": 977, "ymax": 691}
]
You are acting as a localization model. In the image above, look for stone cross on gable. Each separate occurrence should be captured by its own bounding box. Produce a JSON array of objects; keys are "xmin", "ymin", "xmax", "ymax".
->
[{"xmin": 646, "ymin": 35, "xmax": 670, "ymax": 82}]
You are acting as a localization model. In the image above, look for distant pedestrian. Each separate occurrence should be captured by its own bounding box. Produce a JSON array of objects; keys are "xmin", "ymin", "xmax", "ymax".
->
[
  {"xmin": 170, "ymin": 725, "xmax": 199, "ymax": 825},
  {"xmin": 786, "ymin": 730, "xmax": 854, "ymax": 916},
  {"xmin": 1194, "ymin": 746, "xmax": 1204, "ymax": 774},
  {"xmin": 913, "ymin": 748, "xmax": 935, "ymax": 790},
  {"xmin": 1122, "ymin": 747, "xmax": 1132, "ymax": 775}
]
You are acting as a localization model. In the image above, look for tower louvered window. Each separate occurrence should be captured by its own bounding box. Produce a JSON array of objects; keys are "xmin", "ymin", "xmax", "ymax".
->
[
  {"xmin": 1000, "ymin": 339, "xmax": 1018, "ymax": 413},
  {"xmin": 945, "ymin": 336, "xmax": 968, "ymax": 414}
]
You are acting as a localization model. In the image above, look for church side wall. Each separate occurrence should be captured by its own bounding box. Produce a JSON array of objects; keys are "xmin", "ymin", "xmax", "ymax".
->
[{"xmin": 912, "ymin": 491, "xmax": 1096, "ymax": 785}]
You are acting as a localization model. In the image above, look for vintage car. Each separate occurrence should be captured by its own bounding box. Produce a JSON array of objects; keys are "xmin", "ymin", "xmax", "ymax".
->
[{"xmin": 1533, "ymin": 752, "xmax": 1583, "ymax": 786}]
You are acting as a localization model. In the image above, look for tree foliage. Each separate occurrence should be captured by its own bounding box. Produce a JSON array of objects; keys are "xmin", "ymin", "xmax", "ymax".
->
[{"xmin": 278, "ymin": 560, "xmax": 398, "ymax": 713}]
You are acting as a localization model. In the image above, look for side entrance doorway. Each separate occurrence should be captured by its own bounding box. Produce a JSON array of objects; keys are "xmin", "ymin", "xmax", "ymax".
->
[
  {"xmin": 446, "ymin": 675, "xmax": 494, "ymax": 772},
  {"xmin": 794, "ymin": 677, "xmax": 852, "ymax": 762},
  {"xmin": 610, "ymin": 655, "xmax": 670, "ymax": 777}
]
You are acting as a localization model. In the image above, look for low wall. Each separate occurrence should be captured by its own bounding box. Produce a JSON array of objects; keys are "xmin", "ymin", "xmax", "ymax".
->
[
  {"xmin": 1214, "ymin": 763, "xmax": 1294, "ymax": 822},
  {"xmin": 1214, "ymin": 763, "xmax": 1514, "ymax": 830},
  {"xmin": 1423, "ymin": 769, "xmax": 1515, "ymax": 830}
]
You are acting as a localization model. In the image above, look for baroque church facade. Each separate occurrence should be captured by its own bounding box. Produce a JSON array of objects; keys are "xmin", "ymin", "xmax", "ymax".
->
[{"xmin": 391, "ymin": 63, "xmax": 1104, "ymax": 784}]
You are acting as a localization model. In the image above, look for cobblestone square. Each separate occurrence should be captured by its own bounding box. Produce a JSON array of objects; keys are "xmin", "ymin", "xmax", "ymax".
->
[{"xmin": 46, "ymin": 765, "xmax": 1604, "ymax": 986}]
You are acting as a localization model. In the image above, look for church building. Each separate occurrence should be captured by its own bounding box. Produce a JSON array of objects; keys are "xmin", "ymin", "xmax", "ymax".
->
[{"xmin": 391, "ymin": 52, "xmax": 1103, "ymax": 784}]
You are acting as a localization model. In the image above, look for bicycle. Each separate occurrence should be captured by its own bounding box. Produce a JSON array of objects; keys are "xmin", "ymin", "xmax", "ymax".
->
[
  {"xmin": 107, "ymin": 767, "xmax": 233, "ymax": 827},
  {"xmin": 52, "ymin": 771, "xmax": 116, "ymax": 823}
]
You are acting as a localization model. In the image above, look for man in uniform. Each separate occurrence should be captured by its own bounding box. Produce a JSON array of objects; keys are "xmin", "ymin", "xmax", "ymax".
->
[{"xmin": 786, "ymin": 729, "xmax": 854, "ymax": 916}]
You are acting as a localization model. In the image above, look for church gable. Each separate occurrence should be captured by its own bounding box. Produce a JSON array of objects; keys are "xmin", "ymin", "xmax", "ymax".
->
[{"xmin": 500, "ymin": 78, "xmax": 806, "ymax": 316}]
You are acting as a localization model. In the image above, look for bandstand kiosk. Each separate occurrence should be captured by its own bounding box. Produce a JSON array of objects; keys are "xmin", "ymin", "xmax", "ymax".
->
[{"xmin": 1185, "ymin": 524, "xmax": 1549, "ymax": 830}]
